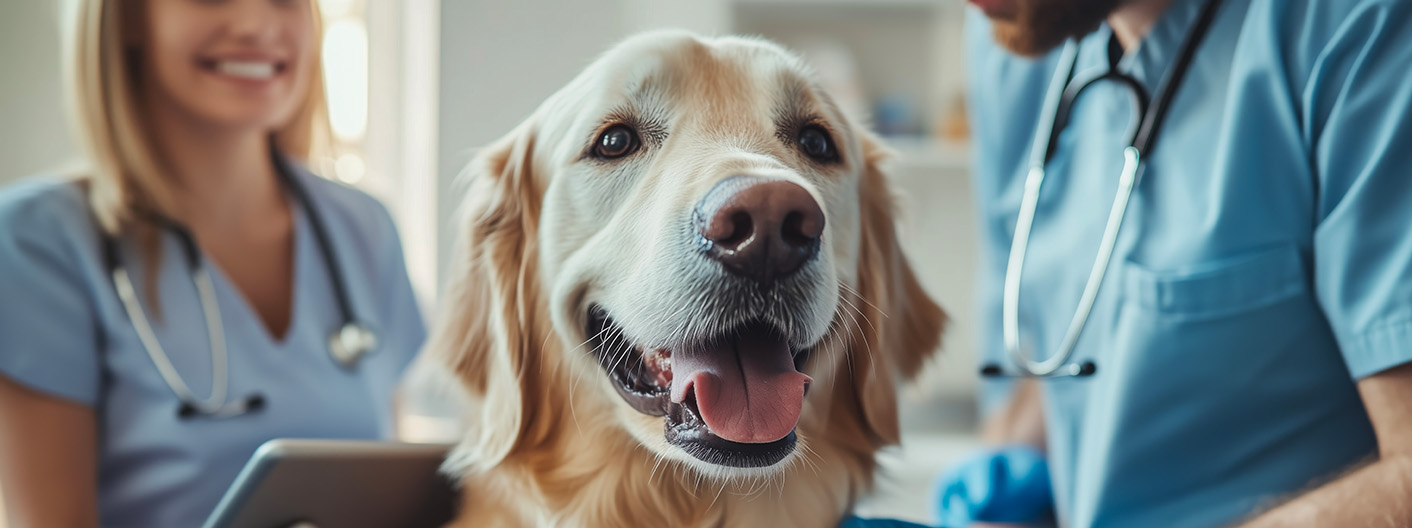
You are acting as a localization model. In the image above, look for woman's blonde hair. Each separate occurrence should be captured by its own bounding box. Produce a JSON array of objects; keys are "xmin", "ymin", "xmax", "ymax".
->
[{"xmin": 60, "ymin": 0, "xmax": 330, "ymax": 234}]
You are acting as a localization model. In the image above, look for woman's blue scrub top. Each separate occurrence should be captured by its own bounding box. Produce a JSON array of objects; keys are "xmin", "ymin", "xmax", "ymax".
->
[
  {"xmin": 0, "ymin": 169, "xmax": 427, "ymax": 527},
  {"xmin": 966, "ymin": 0, "xmax": 1412, "ymax": 526}
]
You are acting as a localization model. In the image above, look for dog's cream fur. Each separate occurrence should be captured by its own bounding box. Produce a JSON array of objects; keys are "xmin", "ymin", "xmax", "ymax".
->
[{"xmin": 428, "ymin": 30, "xmax": 946, "ymax": 527}]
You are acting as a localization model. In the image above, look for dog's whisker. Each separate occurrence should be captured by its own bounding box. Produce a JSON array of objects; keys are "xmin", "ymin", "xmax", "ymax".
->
[
  {"xmin": 798, "ymin": 441, "xmax": 824, "ymax": 477},
  {"xmin": 836, "ymin": 291, "xmax": 882, "ymax": 382},
  {"xmin": 596, "ymin": 324, "xmax": 624, "ymax": 367},
  {"xmin": 779, "ymin": 468, "xmax": 790, "ymax": 502},
  {"xmin": 566, "ymin": 364, "xmax": 584, "ymax": 434},
  {"xmin": 662, "ymin": 297, "xmax": 697, "ymax": 339},
  {"xmin": 707, "ymin": 478, "xmax": 728, "ymax": 511},
  {"xmin": 605, "ymin": 325, "xmax": 636, "ymax": 378},
  {"xmin": 568, "ymin": 320, "xmax": 621, "ymax": 391},
  {"xmin": 571, "ymin": 319, "xmax": 617, "ymax": 356},
  {"xmin": 837, "ymin": 287, "xmax": 880, "ymax": 339},
  {"xmin": 837, "ymin": 289, "xmax": 885, "ymax": 387},
  {"xmin": 835, "ymin": 285, "xmax": 881, "ymax": 343},
  {"xmin": 833, "ymin": 303, "xmax": 866, "ymax": 379},
  {"xmin": 819, "ymin": 316, "xmax": 848, "ymax": 382},
  {"xmin": 752, "ymin": 473, "xmax": 767, "ymax": 500},
  {"xmin": 648, "ymin": 452, "xmax": 666, "ymax": 487},
  {"xmin": 565, "ymin": 319, "xmax": 627, "ymax": 435},
  {"xmin": 847, "ymin": 308, "xmax": 882, "ymax": 387},
  {"xmin": 838, "ymin": 280, "xmax": 889, "ymax": 320}
]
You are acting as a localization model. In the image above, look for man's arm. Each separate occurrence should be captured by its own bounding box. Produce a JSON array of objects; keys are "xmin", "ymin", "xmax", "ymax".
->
[
  {"xmin": 1247, "ymin": 1, "xmax": 1412, "ymax": 524},
  {"xmin": 981, "ymin": 379, "xmax": 1046, "ymax": 449},
  {"xmin": 1239, "ymin": 362, "xmax": 1412, "ymax": 527},
  {"xmin": 968, "ymin": 381, "xmax": 1048, "ymax": 528}
]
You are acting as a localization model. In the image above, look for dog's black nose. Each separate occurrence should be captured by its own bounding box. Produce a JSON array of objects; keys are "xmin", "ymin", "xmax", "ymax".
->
[{"xmin": 693, "ymin": 175, "xmax": 824, "ymax": 284}]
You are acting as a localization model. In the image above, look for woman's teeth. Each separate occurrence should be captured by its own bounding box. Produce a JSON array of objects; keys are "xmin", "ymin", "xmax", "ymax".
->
[{"xmin": 216, "ymin": 61, "xmax": 277, "ymax": 80}]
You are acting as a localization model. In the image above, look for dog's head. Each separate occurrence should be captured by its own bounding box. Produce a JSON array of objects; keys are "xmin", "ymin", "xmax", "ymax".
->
[{"xmin": 434, "ymin": 30, "xmax": 944, "ymax": 482}]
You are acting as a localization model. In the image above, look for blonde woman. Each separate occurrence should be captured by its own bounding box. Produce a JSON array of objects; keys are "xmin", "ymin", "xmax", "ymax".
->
[{"xmin": 0, "ymin": 0, "xmax": 425, "ymax": 526}]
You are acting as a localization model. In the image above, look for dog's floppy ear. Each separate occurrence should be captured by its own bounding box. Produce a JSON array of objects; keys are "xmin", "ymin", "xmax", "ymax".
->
[
  {"xmin": 847, "ymin": 131, "xmax": 947, "ymax": 446},
  {"xmin": 429, "ymin": 118, "xmax": 545, "ymax": 472}
]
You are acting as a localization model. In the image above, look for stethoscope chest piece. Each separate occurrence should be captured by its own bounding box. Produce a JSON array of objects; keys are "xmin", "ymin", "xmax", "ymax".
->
[{"xmin": 329, "ymin": 322, "xmax": 377, "ymax": 368}]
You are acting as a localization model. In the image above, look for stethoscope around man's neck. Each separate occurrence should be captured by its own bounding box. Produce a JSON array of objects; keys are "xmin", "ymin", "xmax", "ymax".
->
[
  {"xmin": 981, "ymin": 0, "xmax": 1224, "ymax": 379},
  {"xmin": 101, "ymin": 149, "xmax": 377, "ymax": 419}
]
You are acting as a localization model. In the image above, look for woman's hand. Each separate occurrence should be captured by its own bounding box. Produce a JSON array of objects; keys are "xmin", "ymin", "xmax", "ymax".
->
[{"xmin": 0, "ymin": 375, "xmax": 98, "ymax": 528}]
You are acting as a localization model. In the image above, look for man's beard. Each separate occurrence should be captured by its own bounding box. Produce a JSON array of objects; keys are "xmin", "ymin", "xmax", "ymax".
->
[{"xmin": 990, "ymin": 0, "xmax": 1124, "ymax": 57}]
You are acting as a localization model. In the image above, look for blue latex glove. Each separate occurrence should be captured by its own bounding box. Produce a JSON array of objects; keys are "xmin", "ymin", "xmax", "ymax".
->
[
  {"xmin": 935, "ymin": 445, "xmax": 1053, "ymax": 526},
  {"xmin": 839, "ymin": 515, "xmax": 935, "ymax": 528},
  {"xmin": 840, "ymin": 446, "xmax": 1051, "ymax": 528}
]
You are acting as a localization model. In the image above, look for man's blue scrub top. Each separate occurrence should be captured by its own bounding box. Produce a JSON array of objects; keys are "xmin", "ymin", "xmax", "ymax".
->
[{"xmin": 966, "ymin": 0, "xmax": 1412, "ymax": 525}]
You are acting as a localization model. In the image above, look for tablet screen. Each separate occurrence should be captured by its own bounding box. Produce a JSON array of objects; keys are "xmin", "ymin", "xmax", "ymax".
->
[{"xmin": 203, "ymin": 439, "xmax": 458, "ymax": 528}]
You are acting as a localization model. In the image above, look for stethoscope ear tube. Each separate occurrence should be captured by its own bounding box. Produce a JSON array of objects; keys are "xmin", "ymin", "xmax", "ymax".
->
[
  {"xmin": 112, "ymin": 263, "xmax": 236, "ymax": 414},
  {"xmin": 99, "ymin": 147, "xmax": 376, "ymax": 421},
  {"xmin": 274, "ymin": 151, "xmax": 376, "ymax": 369},
  {"xmin": 1002, "ymin": 147, "xmax": 1143, "ymax": 377}
]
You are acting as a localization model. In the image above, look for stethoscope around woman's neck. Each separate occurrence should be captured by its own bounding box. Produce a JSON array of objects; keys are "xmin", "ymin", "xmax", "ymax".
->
[
  {"xmin": 101, "ymin": 149, "xmax": 377, "ymax": 419},
  {"xmin": 980, "ymin": 0, "xmax": 1224, "ymax": 379}
]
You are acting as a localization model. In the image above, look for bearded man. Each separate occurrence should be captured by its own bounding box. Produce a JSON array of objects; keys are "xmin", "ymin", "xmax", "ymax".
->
[{"xmin": 848, "ymin": 0, "xmax": 1412, "ymax": 526}]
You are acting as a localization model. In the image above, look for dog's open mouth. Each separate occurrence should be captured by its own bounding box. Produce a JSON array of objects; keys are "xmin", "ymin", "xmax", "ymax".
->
[{"xmin": 587, "ymin": 307, "xmax": 813, "ymax": 468}]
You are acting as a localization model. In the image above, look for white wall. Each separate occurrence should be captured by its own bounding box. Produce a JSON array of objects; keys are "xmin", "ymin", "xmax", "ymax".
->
[
  {"xmin": 0, "ymin": 0, "xmax": 78, "ymax": 187},
  {"xmin": 0, "ymin": 4, "xmax": 75, "ymax": 520}
]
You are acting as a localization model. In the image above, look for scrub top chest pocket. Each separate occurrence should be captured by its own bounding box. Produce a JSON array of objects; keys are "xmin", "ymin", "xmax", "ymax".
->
[
  {"xmin": 1121, "ymin": 243, "xmax": 1308, "ymax": 321},
  {"xmin": 1104, "ymin": 241, "xmax": 1361, "ymax": 431},
  {"xmin": 1109, "ymin": 242, "xmax": 1338, "ymax": 395},
  {"xmin": 1089, "ymin": 246, "xmax": 1375, "ymax": 522}
]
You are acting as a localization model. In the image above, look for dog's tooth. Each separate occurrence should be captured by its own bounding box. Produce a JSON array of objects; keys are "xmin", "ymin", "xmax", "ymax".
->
[{"xmin": 644, "ymin": 349, "xmax": 673, "ymax": 387}]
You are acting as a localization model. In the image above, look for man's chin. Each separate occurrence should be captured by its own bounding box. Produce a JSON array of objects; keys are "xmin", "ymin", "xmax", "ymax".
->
[
  {"xmin": 992, "ymin": 20, "xmax": 1079, "ymax": 57},
  {"xmin": 968, "ymin": 0, "xmax": 1018, "ymax": 19},
  {"xmin": 978, "ymin": 0, "xmax": 1123, "ymax": 58}
]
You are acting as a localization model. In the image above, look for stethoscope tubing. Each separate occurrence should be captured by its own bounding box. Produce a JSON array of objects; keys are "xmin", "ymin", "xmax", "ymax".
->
[
  {"xmin": 100, "ymin": 149, "xmax": 367, "ymax": 418},
  {"xmin": 112, "ymin": 265, "xmax": 231, "ymax": 414},
  {"xmin": 991, "ymin": 0, "xmax": 1226, "ymax": 379}
]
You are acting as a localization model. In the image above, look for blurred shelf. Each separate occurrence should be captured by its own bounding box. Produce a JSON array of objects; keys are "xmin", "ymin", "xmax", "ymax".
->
[{"xmin": 883, "ymin": 135, "xmax": 972, "ymax": 173}]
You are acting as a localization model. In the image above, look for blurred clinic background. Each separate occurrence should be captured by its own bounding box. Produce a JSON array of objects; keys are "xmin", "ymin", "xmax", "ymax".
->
[{"xmin": 1, "ymin": 0, "xmax": 980, "ymax": 523}]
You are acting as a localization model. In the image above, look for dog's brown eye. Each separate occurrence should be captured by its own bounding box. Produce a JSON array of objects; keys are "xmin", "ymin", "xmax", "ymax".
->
[
  {"xmin": 798, "ymin": 126, "xmax": 836, "ymax": 161},
  {"xmin": 595, "ymin": 125, "xmax": 639, "ymax": 159}
]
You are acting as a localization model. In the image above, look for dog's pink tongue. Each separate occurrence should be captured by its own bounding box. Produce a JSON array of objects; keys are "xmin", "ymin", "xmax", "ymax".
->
[{"xmin": 669, "ymin": 335, "xmax": 811, "ymax": 444}]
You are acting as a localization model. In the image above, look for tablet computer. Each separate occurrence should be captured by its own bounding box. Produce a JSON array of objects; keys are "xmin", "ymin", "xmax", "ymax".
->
[{"xmin": 202, "ymin": 439, "xmax": 459, "ymax": 528}]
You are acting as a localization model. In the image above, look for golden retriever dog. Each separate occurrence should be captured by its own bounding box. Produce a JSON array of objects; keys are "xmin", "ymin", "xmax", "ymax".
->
[{"xmin": 428, "ymin": 30, "xmax": 946, "ymax": 527}]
